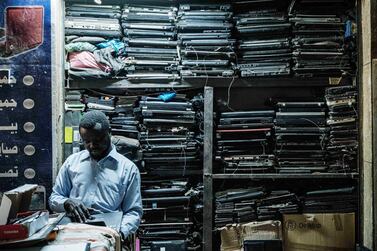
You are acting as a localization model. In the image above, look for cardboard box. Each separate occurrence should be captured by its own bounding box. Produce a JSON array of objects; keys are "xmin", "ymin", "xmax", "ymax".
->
[
  {"xmin": 243, "ymin": 220, "xmax": 282, "ymax": 241},
  {"xmin": 0, "ymin": 184, "xmax": 38, "ymax": 224},
  {"xmin": 283, "ymin": 213, "xmax": 355, "ymax": 251},
  {"xmin": 219, "ymin": 221, "xmax": 282, "ymax": 251},
  {"xmin": 219, "ymin": 224, "xmax": 243, "ymax": 251}
]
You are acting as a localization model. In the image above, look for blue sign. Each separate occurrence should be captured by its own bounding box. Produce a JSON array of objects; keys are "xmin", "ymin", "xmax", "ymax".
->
[{"xmin": 0, "ymin": 1, "xmax": 52, "ymax": 194}]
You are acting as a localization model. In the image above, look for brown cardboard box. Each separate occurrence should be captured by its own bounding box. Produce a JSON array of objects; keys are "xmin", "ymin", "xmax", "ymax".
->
[
  {"xmin": 219, "ymin": 220, "xmax": 282, "ymax": 251},
  {"xmin": 219, "ymin": 224, "xmax": 243, "ymax": 251},
  {"xmin": 0, "ymin": 184, "xmax": 38, "ymax": 224},
  {"xmin": 243, "ymin": 220, "xmax": 282, "ymax": 241},
  {"xmin": 283, "ymin": 213, "xmax": 355, "ymax": 251}
]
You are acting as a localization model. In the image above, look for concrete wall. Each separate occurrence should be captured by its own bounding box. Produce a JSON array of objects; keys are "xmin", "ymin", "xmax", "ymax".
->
[
  {"xmin": 51, "ymin": 0, "xmax": 65, "ymax": 183},
  {"xmin": 360, "ymin": 0, "xmax": 375, "ymax": 249}
]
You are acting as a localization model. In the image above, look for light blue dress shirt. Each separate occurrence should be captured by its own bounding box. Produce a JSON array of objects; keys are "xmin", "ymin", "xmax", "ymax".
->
[{"xmin": 49, "ymin": 145, "xmax": 143, "ymax": 237}]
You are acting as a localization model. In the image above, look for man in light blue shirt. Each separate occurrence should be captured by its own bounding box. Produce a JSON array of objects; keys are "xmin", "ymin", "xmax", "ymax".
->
[{"xmin": 49, "ymin": 110, "xmax": 143, "ymax": 238}]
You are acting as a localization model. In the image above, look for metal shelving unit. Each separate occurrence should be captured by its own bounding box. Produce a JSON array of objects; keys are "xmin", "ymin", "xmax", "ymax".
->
[
  {"xmin": 212, "ymin": 173, "xmax": 359, "ymax": 179},
  {"xmin": 203, "ymin": 87, "xmax": 214, "ymax": 251},
  {"xmin": 62, "ymin": 0, "xmax": 361, "ymax": 249},
  {"xmin": 66, "ymin": 76, "xmax": 339, "ymax": 90},
  {"xmin": 201, "ymin": 86, "xmax": 360, "ymax": 250}
]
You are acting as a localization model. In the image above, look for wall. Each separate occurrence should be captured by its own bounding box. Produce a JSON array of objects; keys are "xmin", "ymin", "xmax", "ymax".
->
[
  {"xmin": 360, "ymin": 0, "xmax": 375, "ymax": 248},
  {"xmin": 51, "ymin": 0, "xmax": 65, "ymax": 183}
]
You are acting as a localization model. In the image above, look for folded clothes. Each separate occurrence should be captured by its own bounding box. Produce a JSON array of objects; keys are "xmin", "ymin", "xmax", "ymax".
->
[{"xmin": 69, "ymin": 51, "xmax": 111, "ymax": 72}]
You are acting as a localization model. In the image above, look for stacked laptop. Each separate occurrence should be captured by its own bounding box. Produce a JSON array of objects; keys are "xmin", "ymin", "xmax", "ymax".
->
[
  {"xmin": 139, "ymin": 179, "xmax": 203, "ymax": 250},
  {"xmin": 65, "ymin": 4, "xmax": 122, "ymax": 39},
  {"xmin": 215, "ymin": 110, "xmax": 275, "ymax": 173},
  {"xmin": 257, "ymin": 190, "xmax": 299, "ymax": 221},
  {"xmin": 135, "ymin": 94, "xmax": 202, "ymax": 177},
  {"xmin": 325, "ymin": 86, "xmax": 358, "ymax": 172},
  {"xmin": 121, "ymin": 4, "xmax": 180, "ymax": 80},
  {"xmin": 136, "ymin": 93, "xmax": 204, "ymax": 250},
  {"xmin": 274, "ymin": 101, "xmax": 328, "ymax": 173},
  {"xmin": 110, "ymin": 96, "xmax": 141, "ymax": 166},
  {"xmin": 176, "ymin": 4, "xmax": 236, "ymax": 78},
  {"xmin": 303, "ymin": 187, "xmax": 358, "ymax": 213},
  {"xmin": 141, "ymin": 178, "xmax": 193, "ymax": 223},
  {"xmin": 234, "ymin": 7, "xmax": 291, "ymax": 77},
  {"xmin": 289, "ymin": 0, "xmax": 351, "ymax": 77},
  {"xmin": 139, "ymin": 222, "xmax": 197, "ymax": 251},
  {"xmin": 215, "ymin": 187, "xmax": 265, "ymax": 227},
  {"xmin": 65, "ymin": 90, "xmax": 85, "ymax": 111},
  {"xmin": 215, "ymin": 187, "xmax": 299, "ymax": 227}
]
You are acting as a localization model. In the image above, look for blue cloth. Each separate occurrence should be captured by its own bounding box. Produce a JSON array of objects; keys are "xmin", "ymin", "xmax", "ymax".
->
[
  {"xmin": 96, "ymin": 39, "xmax": 124, "ymax": 55},
  {"xmin": 345, "ymin": 20, "xmax": 352, "ymax": 39},
  {"xmin": 158, "ymin": 92, "xmax": 176, "ymax": 102},
  {"xmin": 49, "ymin": 145, "xmax": 142, "ymax": 237}
]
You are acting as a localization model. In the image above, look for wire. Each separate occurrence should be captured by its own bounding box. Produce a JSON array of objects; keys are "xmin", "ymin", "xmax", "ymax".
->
[
  {"xmin": 225, "ymin": 45, "xmax": 239, "ymax": 111},
  {"xmin": 226, "ymin": 77, "xmax": 236, "ymax": 111},
  {"xmin": 180, "ymin": 141, "xmax": 187, "ymax": 176}
]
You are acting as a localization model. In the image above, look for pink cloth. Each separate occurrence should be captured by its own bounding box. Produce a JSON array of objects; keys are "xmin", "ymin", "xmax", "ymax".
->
[{"xmin": 69, "ymin": 51, "xmax": 111, "ymax": 72}]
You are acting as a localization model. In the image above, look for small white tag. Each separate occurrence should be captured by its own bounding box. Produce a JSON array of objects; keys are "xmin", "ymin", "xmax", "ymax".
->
[{"xmin": 73, "ymin": 130, "xmax": 80, "ymax": 142}]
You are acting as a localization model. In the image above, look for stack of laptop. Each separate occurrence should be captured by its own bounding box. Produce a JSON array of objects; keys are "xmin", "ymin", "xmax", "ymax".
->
[
  {"xmin": 215, "ymin": 187, "xmax": 300, "ymax": 227},
  {"xmin": 176, "ymin": 4, "xmax": 236, "ymax": 78},
  {"xmin": 121, "ymin": 4, "xmax": 180, "ymax": 80},
  {"xmin": 215, "ymin": 110, "xmax": 275, "ymax": 173},
  {"xmin": 303, "ymin": 187, "xmax": 358, "ymax": 213},
  {"xmin": 139, "ymin": 179, "xmax": 203, "ymax": 250},
  {"xmin": 325, "ymin": 86, "xmax": 358, "ymax": 172},
  {"xmin": 141, "ymin": 178, "xmax": 193, "ymax": 223},
  {"xmin": 215, "ymin": 187, "xmax": 265, "ymax": 227},
  {"xmin": 234, "ymin": 7, "xmax": 291, "ymax": 77},
  {"xmin": 274, "ymin": 101, "xmax": 328, "ymax": 173},
  {"xmin": 65, "ymin": 4, "xmax": 122, "ymax": 39},
  {"xmin": 135, "ymin": 93, "xmax": 204, "ymax": 250},
  {"xmin": 139, "ymin": 222, "xmax": 195, "ymax": 251},
  {"xmin": 110, "ymin": 96, "xmax": 141, "ymax": 166},
  {"xmin": 65, "ymin": 90, "xmax": 85, "ymax": 111},
  {"xmin": 289, "ymin": 0, "xmax": 351, "ymax": 77},
  {"xmin": 135, "ymin": 94, "xmax": 203, "ymax": 177},
  {"xmin": 257, "ymin": 190, "xmax": 299, "ymax": 220}
]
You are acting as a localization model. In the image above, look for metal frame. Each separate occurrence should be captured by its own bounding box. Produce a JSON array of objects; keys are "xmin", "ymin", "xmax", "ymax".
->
[
  {"xmin": 372, "ymin": 60, "xmax": 377, "ymax": 249},
  {"xmin": 203, "ymin": 86, "xmax": 214, "ymax": 251},
  {"xmin": 371, "ymin": 2, "xmax": 377, "ymax": 247},
  {"xmin": 212, "ymin": 173, "xmax": 359, "ymax": 179},
  {"xmin": 67, "ymin": 77, "xmax": 333, "ymax": 90}
]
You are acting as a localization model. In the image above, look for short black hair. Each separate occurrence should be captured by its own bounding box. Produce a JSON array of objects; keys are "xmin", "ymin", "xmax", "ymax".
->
[{"xmin": 79, "ymin": 110, "xmax": 110, "ymax": 132}]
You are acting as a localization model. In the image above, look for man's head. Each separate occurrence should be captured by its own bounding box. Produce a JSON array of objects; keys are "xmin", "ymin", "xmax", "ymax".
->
[{"xmin": 79, "ymin": 111, "xmax": 111, "ymax": 160}]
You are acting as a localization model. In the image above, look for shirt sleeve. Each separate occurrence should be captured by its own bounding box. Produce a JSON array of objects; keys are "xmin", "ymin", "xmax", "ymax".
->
[
  {"xmin": 49, "ymin": 157, "xmax": 73, "ymax": 212},
  {"xmin": 120, "ymin": 164, "xmax": 143, "ymax": 238}
]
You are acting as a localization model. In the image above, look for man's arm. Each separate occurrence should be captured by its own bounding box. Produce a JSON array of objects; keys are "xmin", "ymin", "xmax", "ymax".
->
[
  {"xmin": 49, "ymin": 160, "xmax": 72, "ymax": 212},
  {"xmin": 120, "ymin": 164, "xmax": 143, "ymax": 238}
]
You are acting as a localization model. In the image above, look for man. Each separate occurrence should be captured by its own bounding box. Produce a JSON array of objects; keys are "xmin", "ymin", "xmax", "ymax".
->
[{"xmin": 49, "ymin": 110, "xmax": 142, "ymax": 238}]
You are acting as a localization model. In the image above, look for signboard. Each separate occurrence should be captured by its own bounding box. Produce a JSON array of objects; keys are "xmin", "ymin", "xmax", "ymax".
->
[{"xmin": 0, "ymin": 0, "xmax": 52, "ymax": 194}]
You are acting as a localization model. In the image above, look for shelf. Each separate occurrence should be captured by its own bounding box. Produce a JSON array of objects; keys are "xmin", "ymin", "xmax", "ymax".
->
[
  {"xmin": 212, "ymin": 173, "xmax": 359, "ymax": 179},
  {"xmin": 66, "ymin": 76, "xmax": 337, "ymax": 90}
]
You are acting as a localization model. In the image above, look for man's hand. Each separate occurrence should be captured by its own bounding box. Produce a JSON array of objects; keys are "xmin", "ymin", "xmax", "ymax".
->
[{"xmin": 64, "ymin": 198, "xmax": 92, "ymax": 223}]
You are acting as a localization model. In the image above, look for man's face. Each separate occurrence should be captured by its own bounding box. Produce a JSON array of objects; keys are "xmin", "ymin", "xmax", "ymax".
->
[{"xmin": 79, "ymin": 127, "xmax": 111, "ymax": 160}]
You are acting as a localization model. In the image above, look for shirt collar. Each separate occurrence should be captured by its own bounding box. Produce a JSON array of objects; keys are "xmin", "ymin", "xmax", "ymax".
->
[{"xmin": 80, "ymin": 144, "xmax": 118, "ymax": 169}]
